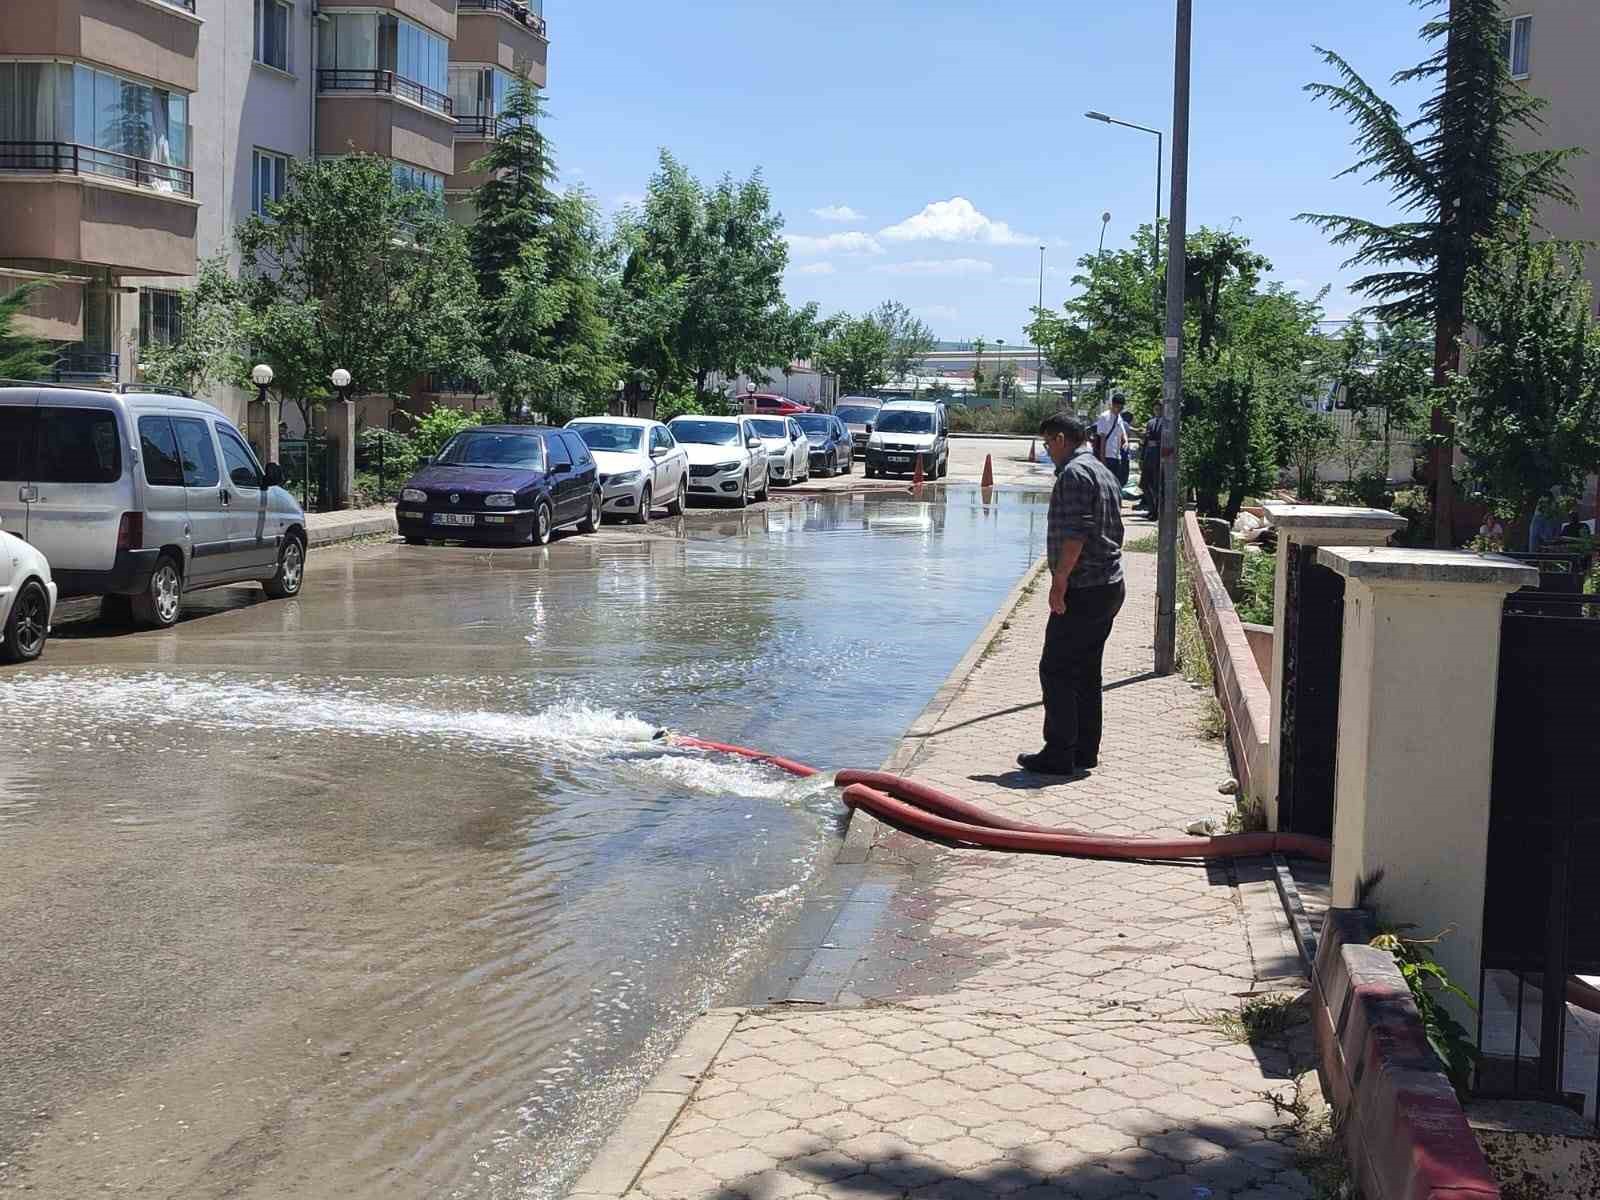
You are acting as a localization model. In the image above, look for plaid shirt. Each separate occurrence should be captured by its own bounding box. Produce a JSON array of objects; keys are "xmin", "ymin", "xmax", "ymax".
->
[{"xmin": 1047, "ymin": 445, "xmax": 1125, "ymax": 588}]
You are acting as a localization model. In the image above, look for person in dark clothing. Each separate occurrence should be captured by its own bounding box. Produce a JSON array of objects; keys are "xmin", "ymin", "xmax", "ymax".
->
[
  {"xmin": 1139, "ymin": 413, "xmax": 1163, "ymax": 518},
  {"xmin": 1018, "ymin": 411, "xmax": 1126, "ymax": 777}
]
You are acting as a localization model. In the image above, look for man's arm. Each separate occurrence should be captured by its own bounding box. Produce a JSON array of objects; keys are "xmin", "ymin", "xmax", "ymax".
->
[{"xmin": 1049, "ymin": 535, "xmax": 1084, "ymax": 615}]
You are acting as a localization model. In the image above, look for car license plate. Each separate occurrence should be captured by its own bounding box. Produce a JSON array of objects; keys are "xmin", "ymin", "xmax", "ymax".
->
[
  {"xmin": 888, "ymin": 455, "xmax": 910, "ymax": 465},
  {"xmin": 432, "ymin": 513, "xmax": 476, "ymax": 527}
]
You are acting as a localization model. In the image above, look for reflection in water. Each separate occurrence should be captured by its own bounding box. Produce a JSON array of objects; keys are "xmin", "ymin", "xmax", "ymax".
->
[{"xmin": 0, "ymin": 487, "xmax": 1047, "ymax": 1199}]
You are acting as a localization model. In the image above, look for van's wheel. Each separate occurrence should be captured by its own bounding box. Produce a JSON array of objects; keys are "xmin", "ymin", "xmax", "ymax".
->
[
  {"xmin": 532, "ymin": 500, "xmax": 554, "ymax": 546},
  {"xmin": 132, "ymin": 554, "xmax": 183, "ymax": 628},
  {"xmin": 735, "ymin": 474, "xmax": 750, "ymax": 508},
  {"xmin": 1, "ymin": 579, "xmax": 50, "ymax": 663},
  {"xmin": 263, "ymin": 535, "xmax": 306, "ymax": 599},
  {"xmin": 865, "ymin": 466, "xmax": 877, "ymax": 479},
  {"xmin": 756, "ymin": 474, "xmax": 770, "ymax": 501},
  {"xmin": 635, "ymin": 485, "xmax": 652, "ymax": 525},
  {"xmin": 667, "ymin": 477, "xmax": 688, "ymax": 516},
  {"xmin": 578, "ymin": 489, "xmax": 602, "ymax": 534}
]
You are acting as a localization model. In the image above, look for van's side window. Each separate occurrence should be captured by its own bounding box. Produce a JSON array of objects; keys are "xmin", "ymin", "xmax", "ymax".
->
[
  {"xmin": 34, "ymin": 407, "xmax": 121, "ymax": 484},
  {"xmin": 0, "ymin": 406, "xmax": 36, "ymax": 480},
  {"xmin": 172, "ymin": 418, "xmax": 220, "ymax": 488},
  {"xmin": 217, "ymin": 426, "xmax": 261, "ymax": 489},
  {"xmin": 138, "ymin": 416, "xmax": 185, "ymax": 487}
]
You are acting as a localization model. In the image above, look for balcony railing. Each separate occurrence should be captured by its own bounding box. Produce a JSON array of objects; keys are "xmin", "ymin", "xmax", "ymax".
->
[
  {"xmin": 458, "ymin": 0, "xmax": 548, "ymax": 40},
  {"xmin": 0, "ymin": 141, "xmax": 194, "ymax": 197},
  {"xmin": 454, "ymin": 113, "xmax": 525, "ymax": 139},
  {"xmin": 317, "ymin": 69, "xmax": 453, "ymax": 116},
  {"xmin": 153, "ymin": 0, "xmax": 198, "ymax": 11},
  {"xmin": 53, "ymin": 349, "xmax": 120, "ymax": 382}
]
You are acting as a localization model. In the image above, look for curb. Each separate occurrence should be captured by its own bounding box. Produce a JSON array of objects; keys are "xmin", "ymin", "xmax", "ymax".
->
[{"xmin": 305, "ymin": 511, "xmax": 396, "ymax": 548}]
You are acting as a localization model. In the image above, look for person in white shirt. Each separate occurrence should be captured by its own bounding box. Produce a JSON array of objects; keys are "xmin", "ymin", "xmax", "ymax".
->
[{"xmin": 1093, "ymin": 393, "xmax": 1130, "ymax": 487}]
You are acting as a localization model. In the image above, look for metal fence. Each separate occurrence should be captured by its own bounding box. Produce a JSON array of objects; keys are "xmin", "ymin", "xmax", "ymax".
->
[
  {"xmin": 316, "ymin": 70, "xmax": 452, "ymax": 115},
  {"xmin": 279, "ymin": 435, "xmax": 336, "ymax": 513},
  {"xmin": 1479, "ymin": 558, "xmax": 1600, "ymax": 1126},
  {"xmin": 0, "ymin": 140, "xmax": 194, "ymax": 196},
  {"xmin": 1275, "ymin": 543, "xmax": 1345, "ymax": 839}
]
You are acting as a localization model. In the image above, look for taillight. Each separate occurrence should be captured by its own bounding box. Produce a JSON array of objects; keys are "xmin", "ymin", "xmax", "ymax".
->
[{"xmin": 117, "ymin": 512, "xmax": 143, "ymax": 552}]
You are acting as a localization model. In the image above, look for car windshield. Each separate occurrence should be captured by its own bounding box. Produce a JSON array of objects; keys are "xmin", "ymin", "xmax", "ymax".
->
[
  {"xmin": 876, "ymin": 410, "xmax": 935, "ymax": 434},
  {"xmin": 671, "ymin": 419, "xmax": 741, "ymax": 446},
  {"xmin": 750, "ymin": 418, "xmax": 788, "ymax": 438},
  {"xmin": 573, "ymin": 423, "xmax": 643, "ymax": 452},
  {"xmin": 835, "ymin": 406, "xmax": 879, "ymax": 425},
  {"xmin": 435, "ymin": 431, "xmax": 544, "ymax": 470},
  {"xmin": 795, "ymin": 415, "xmax": 832, "ymax": 434}
]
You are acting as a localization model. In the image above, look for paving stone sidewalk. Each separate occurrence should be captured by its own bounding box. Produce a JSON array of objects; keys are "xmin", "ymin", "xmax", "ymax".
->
[{"xmin": 584, "ymin": 521, "xmax": 1320, "ymax": 1200}]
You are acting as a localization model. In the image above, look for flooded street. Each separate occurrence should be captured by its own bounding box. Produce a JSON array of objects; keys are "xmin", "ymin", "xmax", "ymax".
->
[{"xmin": 0, "ymin": 486, "xmax": 1046, "ymax": 1199}]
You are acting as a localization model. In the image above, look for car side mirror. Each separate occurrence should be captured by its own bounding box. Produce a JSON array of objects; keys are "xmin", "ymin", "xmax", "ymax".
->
[
  {"xmin": 420, "ymin": 455, "xmax": 433, "ymax": 467},
  {"xmin": 550, "ymin": 461, "xmax": 571, "ymax": 474},
  {"xmin": 651, "ymin": 446, "xmax": 668, "ymax": 459},
  {"xmin": 264, "ymin": 462, "xmax": 283, "ymax": 487},
  {"xmin": 747, "ymin": 437, "xmax": 762, "ymax": 450}
]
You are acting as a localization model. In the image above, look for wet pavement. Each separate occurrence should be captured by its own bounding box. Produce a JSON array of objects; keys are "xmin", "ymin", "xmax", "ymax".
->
[{"xmin": 0, "ymin": 486, "xmax": 1046, "ymax": 1200}]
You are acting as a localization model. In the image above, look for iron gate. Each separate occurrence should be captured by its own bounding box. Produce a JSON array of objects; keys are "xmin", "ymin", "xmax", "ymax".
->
[
  {"xmin": 1479, "ymin": 584, "xmax": 1600, "ymax": 1125},
  {"xmin": 280, "ymin": 434, "xmax": 335, "ymax": 513},
  {"xmin": 1276, "ymin": 542, "xmax": 1346, "ymax": 839}
]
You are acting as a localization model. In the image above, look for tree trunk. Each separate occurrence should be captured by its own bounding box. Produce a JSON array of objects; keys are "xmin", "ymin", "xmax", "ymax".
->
[
  {"xmin": 1431, "ymin": 316, "xmax": 1460, "ymax": 548},
  {"xmin": 1196, "ymin": 489, "xmax": 1222, "ymax": 518},
  {"xmin": 1224, "ymin": 488, "xmax": 1246, "ymax": 524}
]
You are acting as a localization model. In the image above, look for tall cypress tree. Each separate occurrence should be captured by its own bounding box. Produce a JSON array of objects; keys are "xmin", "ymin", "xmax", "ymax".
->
[
  {"xmin": 467, "ymin": 81, "xmax": 557, "ymax": 311},
  {"xmin": 1300, "ymin": 0, "xmax": 1576, "ymax": 544}
]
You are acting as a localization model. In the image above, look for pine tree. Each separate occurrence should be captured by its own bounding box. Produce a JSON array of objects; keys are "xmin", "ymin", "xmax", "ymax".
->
[
  {"xmin": 0, "ymin": 282, "xmax": 60, "ymax": 380},
  {"xmin": 1300, "ymin": 0, "xmax": 1576, "ymax": 544}
]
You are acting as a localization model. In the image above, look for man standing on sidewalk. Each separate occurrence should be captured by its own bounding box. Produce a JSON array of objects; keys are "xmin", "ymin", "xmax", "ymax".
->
[
  {"xmin": 1018, "ymin": 412, "xmax": 1126, "ymax": 777},
  {"xmin": 1093, "ymin": 393, "xmax": 1130, "ymax": 487}
]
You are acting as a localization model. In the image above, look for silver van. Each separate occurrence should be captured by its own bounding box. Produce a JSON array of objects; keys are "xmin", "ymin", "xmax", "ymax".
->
[
  {"xmin": 0, "ymin": 385, "xmax": 307, "ymax": 627},
  {"xmin": 862, "ymin": 399, "xmax": 950, "ymax": 479}
]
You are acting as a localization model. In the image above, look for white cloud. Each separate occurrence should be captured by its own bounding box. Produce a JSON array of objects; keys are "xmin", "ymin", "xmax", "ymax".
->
[
  {"xmin": 794, "ymin": 262, "xmax": 836, "ymax": 276},
  {"xmin": 810, "ymin": 204, "xmax": 865, "ymax": 224},
  {"xmin": 873, "ymin": 258, "xmax": 994, "ymax": 277},
  {"xmin": 786, "ymin": 231, "xmax": 884, "ymax": 257},
  {"xmin": 880, "ymin": 197, "xmax": 1035, "ymax": 247}
]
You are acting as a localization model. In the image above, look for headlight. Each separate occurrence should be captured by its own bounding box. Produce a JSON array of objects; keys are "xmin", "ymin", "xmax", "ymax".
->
[
  {"xmin": 715, "ymin": 461, "xmax": 742, "ymax": 472},
  {"xmin": 610, "ymin": 470, "xmax": 642, "ymax": 485},
  {"xmin": 401, "ymin": 488, "xmax": 427, "ymax": 503},
  {"xmin": 485, "ymin": 493, "xmax": 516, "ymax": 508}
]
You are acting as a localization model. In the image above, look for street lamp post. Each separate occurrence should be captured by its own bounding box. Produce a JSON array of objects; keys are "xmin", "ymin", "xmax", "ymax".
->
[
  {"xmin": 1086, "ymin": 110, "xmax": 1164, "ymax": 327},
  {"xmin": 996, "ymin": 338, "xmax": 1006, "ymax": 403},
  {"xmin": 1036, "ymin": 245, "xmax": 1046, "ymax": 402}
]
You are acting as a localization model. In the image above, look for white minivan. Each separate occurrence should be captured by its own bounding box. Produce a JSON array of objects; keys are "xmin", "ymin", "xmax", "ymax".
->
[
  {"xmin": 863, "ymin": 399, "xmax": 950, "ymax": 479},
  {"xmin": 0, "ymin": 385, "xmax": 307, "ymax": 627}
]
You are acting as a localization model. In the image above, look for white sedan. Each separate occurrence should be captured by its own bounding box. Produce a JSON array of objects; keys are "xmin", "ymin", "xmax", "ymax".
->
[
  {"xmin": 746, "ymin": 416, "xmax": 811, "ymax": 486},
  {"xmin": 669, "ymin": 415, "xmax": 771, "ymax": 507},
  {"xmin": 1, "ymin": 517, "xmax": 56, "ymax": 663},
  {"xmin": 567, "ymin": 417, "xmax": 690, "ymax": 524}
]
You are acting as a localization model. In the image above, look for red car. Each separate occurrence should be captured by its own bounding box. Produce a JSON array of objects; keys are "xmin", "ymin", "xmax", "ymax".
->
[{"xmin": 743, "ymin": 393, "xmax": 813, "ymax": 415}]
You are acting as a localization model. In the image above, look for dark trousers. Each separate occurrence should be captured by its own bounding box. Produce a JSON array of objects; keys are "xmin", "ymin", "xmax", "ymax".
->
[
  {"xmin": 1140, "ymin": 455, "xmax": 1161, "ymax": 513},
  {"xmin": 1112, "ymin": 456, "xmax": 1130, "ymax": 487},
  {"xmin": 1039, "ymin": 579, "xmax": 1126, "ymax": 763}
]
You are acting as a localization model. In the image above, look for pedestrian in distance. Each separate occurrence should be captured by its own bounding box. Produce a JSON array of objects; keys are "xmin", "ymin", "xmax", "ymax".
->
[
  {"xmin": 1018, "ymin": 411, "xmax": 1126, "ymax": 778},
  {"xmin": 1139, "ymin": 411, "xmax": 1163, "ymax": 519},
  {"xmin": 1093, "ymin": 393, "xmax": 1130, "ymax": 488}
]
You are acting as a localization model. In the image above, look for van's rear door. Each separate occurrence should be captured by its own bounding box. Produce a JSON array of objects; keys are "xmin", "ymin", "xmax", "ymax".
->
[
  {"xmin": 0, "ymin": 396, "xmax": 38, "ymax": 540},
  {"xmin": 30, "ymin": 402, "xmax": 125, "ymax": 574}
]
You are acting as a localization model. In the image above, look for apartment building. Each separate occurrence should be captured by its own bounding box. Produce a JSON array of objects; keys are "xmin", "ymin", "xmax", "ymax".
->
[
  {"xmin": 0, "ymin": 0, "xmax": 549, "ymax": 424},
  {"xmin": 1505, "ymin": 1, "xmax": 1600, "ymax": 310}
]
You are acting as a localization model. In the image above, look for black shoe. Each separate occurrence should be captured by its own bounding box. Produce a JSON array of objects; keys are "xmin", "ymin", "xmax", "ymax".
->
[
  {"xmin": 1016, "ymin": 751, "xmax": 1078, "ymax": 776},
  {"xmin": 1077, "ymin": 755, "xmax": 1098, "ymax": 770}
]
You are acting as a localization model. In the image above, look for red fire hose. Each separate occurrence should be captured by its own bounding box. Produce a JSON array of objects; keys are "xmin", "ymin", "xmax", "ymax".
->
[{"xmin": 669, "ymin": 736, "xmax": 1331, "ymax": 864}]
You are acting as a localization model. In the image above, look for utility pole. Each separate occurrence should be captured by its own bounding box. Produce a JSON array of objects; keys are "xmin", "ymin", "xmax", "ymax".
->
[
  {"xmin": 1036, "ymin": 245, "xmax": 1046, "ymax": 401},
  {"xmin": 1154, "ymin": 0, "xmax": 1191, "ymax": 677}
]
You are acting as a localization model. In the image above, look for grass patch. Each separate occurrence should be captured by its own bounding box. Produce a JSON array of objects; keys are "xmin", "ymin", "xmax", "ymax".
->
[
  {"xmin": 1198, "ymin": 695, "xmax": 1226, "ymax": 741},
  {"xmin": 1125, "ymin": 532, "xmax": 1160, "ymax": 554},
  {"xmin": 1175, "ymin": 563, "xmax": 1214, "ymax": 688},
  {"xmin": 1224, "ymin": 792, "xmax": 1268, "ymax": 833}
]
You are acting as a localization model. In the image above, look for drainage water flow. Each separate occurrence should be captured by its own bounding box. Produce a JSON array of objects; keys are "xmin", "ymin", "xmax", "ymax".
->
[{"xmin": 0, "ymin": 488, "xmax": 1046, "ymax": 1199}]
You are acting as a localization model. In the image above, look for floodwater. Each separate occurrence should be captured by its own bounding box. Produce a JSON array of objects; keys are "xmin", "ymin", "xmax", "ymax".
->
[{"xmin": 0, "ymin": 485, "xmax": 1047, "ymax": 1199}]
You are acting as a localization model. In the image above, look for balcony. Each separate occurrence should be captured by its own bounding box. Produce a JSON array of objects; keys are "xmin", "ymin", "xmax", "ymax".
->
[
  {"xmin": 52, "ymin": 348, "xmax": 119, "ymax": 384},
  {"xmin": 318, "ymin": 69, "xmax": 453, "ymax": 117},
  {"xmin": 0, "ymin": 0, "xmax": 200, "ymax": 93},
  {"xmin": 0, "ymin": 142, "xmax": 198, "ymax": 276},
  {"xmin": 317, "ymin": 75, "xmax": 456, "ymax": 178},
  {"xmin": 455, "ymin": 0, "xmax": 549, "ymax": 87}
]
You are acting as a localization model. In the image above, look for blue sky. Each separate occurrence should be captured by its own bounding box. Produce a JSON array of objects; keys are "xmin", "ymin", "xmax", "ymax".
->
[{"xmin": 549, "ymin": 0, "xmax": 1431, "ymax": 343}]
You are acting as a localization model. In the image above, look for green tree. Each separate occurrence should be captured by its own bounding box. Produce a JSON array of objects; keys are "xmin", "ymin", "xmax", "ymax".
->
[
  {"xmin": 236, "ymin": 155, "xmax": 484, "ymax": 431},
  {"xmin": 1450, "ymin": 224, "xmax": 1600, "ymax": 530},
  {"xmin": 1300, "ymin": 0, "xmax": 1577, "ymax": 543},
  {"xmin": 0, "ymin": 281, "xmax": 60, "ymax": 380},
  {"xmin": 873, "ymin": 301, "xmax": 936, "ymax": 383},
  {"xmin": 615, "ymin": 151, "xmax": 792, "ymax": 404},
  {"xmin": 140, "ymin": 257, "xmax": 247, "ymax": 396},
  {"xmin": 814, "ymin": 313, "xmax": 891, "ymax": 394}
]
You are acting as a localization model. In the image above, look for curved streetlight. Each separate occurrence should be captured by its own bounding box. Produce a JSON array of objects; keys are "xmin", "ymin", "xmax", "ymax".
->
[
  {"xmin": 251, "ymin": 362, "xmax": 274, "ymax": 405},
  {"xmin": 330, "ymin": 367, "xmax": 352, "ymax": 400},
  {"xmin": 1086, "ymin": 111, "xmax": 1164, "ymax": 325}
]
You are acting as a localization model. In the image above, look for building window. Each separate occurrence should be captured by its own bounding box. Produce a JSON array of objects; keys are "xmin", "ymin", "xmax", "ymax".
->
[
  {"xmin": 449, "ymin": 66, "xmax": 534, "ymax": 131},
  {"xmin": 252, "ymin": 148, "xmax": 288, "ymax": 216},
  {"xmin": 140, "ymin": 289, "xmax": 184, "ymax": 349},
  {"xmin": 255, "ymin": 0, "xmax": 292, "ymax": 73},
  {"xmin": 319, "ymin": 11, "xmax": 449, "ymax": 111},
  {"xmin": 1501, "ymin": 15, "xmax": 1532, "ymax": 79},
  {"xmin": 392, "ymin": 162, "xmax": 444, "ymax": 198}
]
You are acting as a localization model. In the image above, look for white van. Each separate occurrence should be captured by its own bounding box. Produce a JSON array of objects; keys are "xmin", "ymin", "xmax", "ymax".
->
[
  {"xmin": 0, "ymin": 385, "xmax": 307, "ymax": 627},
  {"xmin": 863, "ymin": 399, "xmax": 950, "ymax": 479}
]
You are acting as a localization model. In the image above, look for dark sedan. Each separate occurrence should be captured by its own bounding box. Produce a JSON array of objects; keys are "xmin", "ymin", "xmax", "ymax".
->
[
  {"xmin": 795, "ymin": 413, "xmax": 853, "ymax": 477},
  {"xmin": 396, "ymin": 426, "xmax": 602, "ymax": 546}
]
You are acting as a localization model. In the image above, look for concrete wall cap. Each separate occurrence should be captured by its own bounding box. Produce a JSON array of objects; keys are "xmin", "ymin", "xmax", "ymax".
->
[
  {"xmin": 1263, "ymin": 502, "xmax": 1408, "ymax": 531},
  {"xmin": 1315, "ymin": 545, "xmax": 1540, "ymax": 589}
]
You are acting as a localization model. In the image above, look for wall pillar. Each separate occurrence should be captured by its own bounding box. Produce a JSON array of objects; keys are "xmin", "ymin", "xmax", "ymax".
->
[
  {"xmin": 247, "ymin": 397, "xmax": 281, "ymax": 466},
  {"xmin": 326, "ymin": 398, "xmax": 356, "ymax": 510},
  {"xmin": 1317, "ymin": 546, "xmax": 1536, "ymax": 1006},
  {"xmin": 1264, "ymin": 504, "xmax": 1407, "ymax": 829}
]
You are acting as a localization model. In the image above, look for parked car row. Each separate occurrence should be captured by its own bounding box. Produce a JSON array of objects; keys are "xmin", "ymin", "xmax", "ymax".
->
[{"xmin": 0, "ymin": 384, "xmax": 309, "ymax": 658}]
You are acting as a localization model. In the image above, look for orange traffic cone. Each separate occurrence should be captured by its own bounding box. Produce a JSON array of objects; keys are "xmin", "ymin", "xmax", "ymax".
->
[
  {"xmin": 980, "ymin": 453, "xmax": 995, "ymax": 488},
  {"xmin": 912, "ymin": 455, "xmax": 925, "ymax": 489}
]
